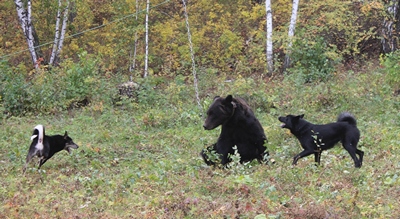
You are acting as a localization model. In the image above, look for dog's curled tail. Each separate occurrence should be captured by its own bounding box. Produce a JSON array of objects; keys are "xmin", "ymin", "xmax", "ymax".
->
[
  {"xmin": 337, "ymin": 112, "xmax": 357, "ymax": 126},
  {"xmin": 31, "ymin": 125, "xmax": 45, "ymax": 150}
]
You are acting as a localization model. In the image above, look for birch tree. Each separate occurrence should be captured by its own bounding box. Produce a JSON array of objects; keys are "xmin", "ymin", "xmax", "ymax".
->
[
  {"xmin": 14, "ymin": 0, "xmax": 39, "ymax": 68},
  {"xmin": 265, "ymin": 0, "xmax": 273, "ymax": 76},
  {"xmin": 130, "ymin": 0, "xmax": 140, "ymax": 73},
  {"xmin": 283, "ymin": 0, "xmax": 299, "ymax": 71},
  {"xmin": 382, "ymin": 0, "xmax": 400, "ymax": 53},
  {"xmin": 144, "ymin": 0, "xmax": 150, "ymax": 77},
  {"xmin": 49, "ymin": 0, "xmax": 70, "ymax": 66}
]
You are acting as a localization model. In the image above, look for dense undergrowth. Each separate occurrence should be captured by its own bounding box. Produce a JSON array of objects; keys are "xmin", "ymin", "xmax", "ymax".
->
[{"xmin": 0, "ymin": 60, "xmax": 399, "ymax": 218}]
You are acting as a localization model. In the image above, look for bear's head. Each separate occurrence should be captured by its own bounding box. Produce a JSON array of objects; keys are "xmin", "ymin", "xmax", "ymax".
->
[{"xmin": 203, "ymin": 95, "xmax": 236, "ymax": 130}]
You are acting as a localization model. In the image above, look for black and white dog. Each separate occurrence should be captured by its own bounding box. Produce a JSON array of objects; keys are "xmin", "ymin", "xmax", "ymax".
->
[{"xmin": 23, "ymin": 124, "xmax": 79, "ymax": 173}]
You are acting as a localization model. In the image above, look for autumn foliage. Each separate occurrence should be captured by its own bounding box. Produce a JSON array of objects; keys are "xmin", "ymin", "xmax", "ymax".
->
[{"xmin": 0, "ymin": 0, "xmax": 387, "ymax": 76}]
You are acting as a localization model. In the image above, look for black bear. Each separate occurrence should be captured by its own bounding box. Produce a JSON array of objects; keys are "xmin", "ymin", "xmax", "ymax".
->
[{"xmin": 201, "ymin": 95, "xmax": 268, "ymax": 165}]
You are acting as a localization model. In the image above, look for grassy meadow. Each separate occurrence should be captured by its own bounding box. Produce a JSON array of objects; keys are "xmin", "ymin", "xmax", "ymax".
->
[{"xmin": 1, "ymin": 64, "xmax": 399, "ymax": 218}]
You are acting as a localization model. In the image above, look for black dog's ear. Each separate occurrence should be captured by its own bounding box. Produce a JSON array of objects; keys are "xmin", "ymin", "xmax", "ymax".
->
[
  {"xmin": 299, "ymin": 114, "xmax": 304, "ymax": 118},
  {"xmin": 64, "ymin": 131, "xmax": 68, "ymax": 139}
]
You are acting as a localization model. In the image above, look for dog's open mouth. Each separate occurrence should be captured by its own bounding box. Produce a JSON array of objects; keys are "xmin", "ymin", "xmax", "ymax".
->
[{"xmin": 280, "ymin": 123, "xmax": 286, "ymax": 128}]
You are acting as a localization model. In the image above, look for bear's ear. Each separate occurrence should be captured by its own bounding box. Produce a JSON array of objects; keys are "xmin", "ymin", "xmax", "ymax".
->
[
  {"xmin": 225, "ymin": 95, "xmax": 233, "ymax": 103},
  {"xmin": 298, "ymin": 114, "xmax": 304, "ymax": 118},
  {"xmin": 222, "ymin": 95, "xmax": 236, "ymax": 109}
]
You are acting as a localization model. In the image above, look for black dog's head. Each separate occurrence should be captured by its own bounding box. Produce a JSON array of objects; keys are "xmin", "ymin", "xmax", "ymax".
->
[
  {"xmin": 278, "ymin": 114, "xmax": 304, "ymax": 130},
  {"xmin": 203, "ymin": 95, "xmax": 236, "ymax": 130},
  {"xmin": 63, "ymin": 131, "xmax": 79, "ymax": 154}
]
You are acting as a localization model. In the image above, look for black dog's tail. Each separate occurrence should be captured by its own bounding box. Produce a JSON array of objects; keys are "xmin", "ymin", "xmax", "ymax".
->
[{"xmin": 337, "ymin": 112, "xmax": 357, "ymax": 126}]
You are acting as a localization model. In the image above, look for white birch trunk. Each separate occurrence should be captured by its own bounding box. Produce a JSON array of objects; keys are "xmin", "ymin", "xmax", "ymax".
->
[
  {"xmin": 283, "ymin": 0, "xmax": 299, "ymax": 71},
  {"xmin": 382, "ymin": 0, "xmax": 400, "ymax": 53},
  {"xmin": 50, "ymin": 0, "xmax": 62, "ymax": 65},
  {"xmin": 265, "ymin": 0, "xmax": 273, "ymax": 75},
  {"xmin": 130, "ymin": 0, "xmax": 139, "ymax": 73},
  {"xmin": 56, "ymin": 1, "xmax": 69, "ymax": 60},
  {"xmin": 15, "ymin": 0, "xmax": 38, "ymax": 68},
  {"xmin": 144, "ymin": 0, "xmax": 150, "ymax": 77},
  {"xmin": 50, "ymin": 0, "xmax": 69, "ymax": 66}
]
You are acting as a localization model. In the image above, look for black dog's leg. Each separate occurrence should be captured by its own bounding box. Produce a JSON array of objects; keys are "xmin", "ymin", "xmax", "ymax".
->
[
  {"xmin": 356, "ymin": 149, "xmax": 364, "ymax": 167},
  {"xmin": 38, "ymin": 157, "xmax": 50, "ymax": 169},
  {"xmin": 314, "ymin": 151, "xmax": 322, "ymax": 165},
  {"xmin": 343, "ymin": 143, "xmax": 362, "ymax": 168},
  {"xmin": 293, "ymin": 149, "xmax": 314, "ymax": 165},
  {"xmin": 23, "ymin": 153, "xmax": 35, "ymax": 173}
]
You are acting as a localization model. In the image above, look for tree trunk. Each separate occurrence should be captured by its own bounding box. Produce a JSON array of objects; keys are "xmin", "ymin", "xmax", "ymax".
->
[
  {"xmin": 50, "ymin": 0, "xmax": 69, "ymax": 66},
  {"xmin": 144, "ymin": 0, "xmax": 150, "ymax": 77},
  {"xmin": 49, "ymin": 0, "xmax": 62, "ymax": 65},
  {"xmin": 382, "ymin": 0, "xmax": 400, "ymax": 53},
  {"xmin": 15, "ymin": 0, "xmax": 38, "ymax": 68},
  {"xmin": 265, "ymin": 0, "xmax": 273, "ymax": 76},
  {"xmin": 283, "ymin": 0, "xmax": 299, "ymax": 72},
  {"xmin": 130, "ymin": 0, "xmax": 139, "ymax": 73},
  {"xmin": 55, "ymin": 0, "xmax": 69, "ymax": 64}
]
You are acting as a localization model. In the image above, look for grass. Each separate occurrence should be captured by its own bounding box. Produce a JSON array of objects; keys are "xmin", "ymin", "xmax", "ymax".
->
[{"xmin": 1, "ymin": 64, "xmax": 400, "ymax": 218}]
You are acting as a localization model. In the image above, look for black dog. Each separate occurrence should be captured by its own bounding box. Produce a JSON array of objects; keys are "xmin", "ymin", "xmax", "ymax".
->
[
  {"xmin": 23, "ymin": 124, "xmax": 79, "ymax": 173},
  {"xmin": 278, "ymin": 112, "xmax": 364, "ymax": 168},
  {"xmin": 201, "ymin": 95, "xmax": 268, "ymax": 165}
]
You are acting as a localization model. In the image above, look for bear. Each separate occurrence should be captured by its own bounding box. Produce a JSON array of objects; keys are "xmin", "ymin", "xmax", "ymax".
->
[{"xmin": 201, "ymin": 95, "xmax": 268, "ymax": 165}]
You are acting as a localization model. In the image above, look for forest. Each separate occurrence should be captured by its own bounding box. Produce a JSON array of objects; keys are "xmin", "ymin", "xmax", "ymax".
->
[{"xmin": 0, "ymin": 0, "xmax": 400, "ymax": 218}]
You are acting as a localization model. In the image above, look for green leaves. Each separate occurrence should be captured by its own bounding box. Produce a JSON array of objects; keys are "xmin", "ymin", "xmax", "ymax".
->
[{"xmin": 380, "ymin": 51, "xmax": 400, "ymax": 90}]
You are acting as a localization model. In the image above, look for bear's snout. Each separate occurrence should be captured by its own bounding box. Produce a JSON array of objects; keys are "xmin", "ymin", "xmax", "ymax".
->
[{"xmin": 203, "ymin": 124, "xmax": 211, "ymax": 130}]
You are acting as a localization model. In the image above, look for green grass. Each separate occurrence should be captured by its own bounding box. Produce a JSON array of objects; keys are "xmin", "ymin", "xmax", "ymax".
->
[{"xmin": 1, "ymin": 65, "xmax": 400, "ymax": 218}]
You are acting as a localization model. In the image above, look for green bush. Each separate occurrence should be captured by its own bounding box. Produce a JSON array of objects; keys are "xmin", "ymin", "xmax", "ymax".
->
[
  {"xmin": 380, "ymin": 51, "xmax": 400, "ymax": 90},
  {"xmin": 0, "ymin": 51, "xmax": 104, "ymax": 116},
  {"xmin": 61, "ymin": 51, "xmax": 100, "ymax": 108},
  {"xmin": 0, "ymin": 61, "xmax": 32, "ymax": 115},
  {"xmin": 288, "ymin": 37, "xmax": 337, "ymax": 83}
]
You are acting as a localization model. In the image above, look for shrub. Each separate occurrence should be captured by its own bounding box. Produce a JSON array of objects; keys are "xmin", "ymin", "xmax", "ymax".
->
[
  {"xmin": 0, "ymin": 51, "xmax": 103, "ymax": 116},
  {"xmin": 60, "ymin": 51, "xmax": 100, "ymax": 108},
  {"xmin": 288, "ymin": 36, "xmax": 338, "ymax": 83},
  {"xmin": 380, "ymin": 51, "xmax": 400, "ymax": 90},
  {"xmin": 0, "ymin": 61, "xmax": 32, "ymax": 115}
]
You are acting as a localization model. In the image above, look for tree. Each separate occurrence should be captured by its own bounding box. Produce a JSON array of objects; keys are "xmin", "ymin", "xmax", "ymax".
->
[
  {"xmin": 14, "ymin": 0, "xmax": 41, "ymax": 68},
  {"xmin": 129, "ymin": 0, "xmax": 140, "ymax": 73},
  {"xmin": 49, "ymin": 0, "xmax": 70, "ymax": 66},
  {"xmin": 283, "ymin": 0, "xmax": 299, "ymax": 72},
  {"xmin": 144, "ymin": 0, "xmax": 150, "ymax": 77},
  {"xmin": 265, "ymin": 0, "xmax": 273, "ymax": 75},
  {"xmin": 382, "ymin": 0, "xmax": 400, "ymax": 53}
]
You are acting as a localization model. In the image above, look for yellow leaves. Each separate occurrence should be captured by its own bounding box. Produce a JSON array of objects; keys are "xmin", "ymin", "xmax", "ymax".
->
[
  {"xmin": 240, "ymin": 4, "xmax": 264, "ymax": 22},
  {"xmin": 90, "ymin": 101, "xmax": 104, "ymax": 114},
  {"xmin": 361, "ymin": 1, "xmax": 384, "ymax": 15},
  {"xmin": 209, "ymin": 11, "xmax": 218, "ymax": 20},
  {"xmin": 68, "ymin": 39, "xmax": 81, "ymax": 54},
  {"xmin": 219, "ymin": 29, "xmax": 242, "ymax": 57}
]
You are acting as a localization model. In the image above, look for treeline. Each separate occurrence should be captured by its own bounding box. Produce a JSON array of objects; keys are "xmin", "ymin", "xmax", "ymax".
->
[
  {"xmin": 1, "ymin": 0, "xmax": 399, "ymax": 117},
  {"xmin": 1, "ymin": 0, "xmax": 393, "ymax": 76}
]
